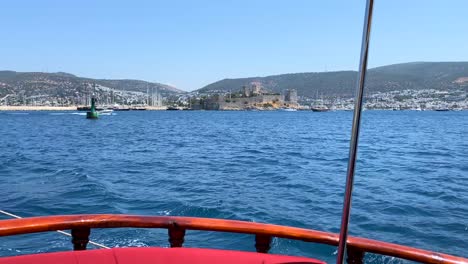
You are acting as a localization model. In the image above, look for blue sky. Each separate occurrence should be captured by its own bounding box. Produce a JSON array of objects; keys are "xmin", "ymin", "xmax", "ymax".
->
[{"xmin": 1, "ymin": 0, "xmax": 467, "ymax": 91}]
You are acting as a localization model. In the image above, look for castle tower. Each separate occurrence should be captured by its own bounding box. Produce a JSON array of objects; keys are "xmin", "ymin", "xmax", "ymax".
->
[
  {"xmin": 251, "ymin": 82, "xmax": 262, "ymax": 95},
  {"xmin": 242, "ymin": 86, "xmax": 250, "ymax": 97},
  {"xmin": 285, "ymin": 89, "xmax": 298, "ymax": 103}
]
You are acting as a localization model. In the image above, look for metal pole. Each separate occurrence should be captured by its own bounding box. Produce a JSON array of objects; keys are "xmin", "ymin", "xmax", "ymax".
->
[{"xmin": 336, "ymin": 0, "xmax": 374, "ymax": 263}]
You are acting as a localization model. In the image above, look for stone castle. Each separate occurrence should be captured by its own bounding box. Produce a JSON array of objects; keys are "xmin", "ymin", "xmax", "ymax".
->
[
  {"xmin": 199, "ymin": 82, "xmax": 299, "ymax": 110},
  {"xmin": 218, "ymin": 82, "xmax": 299, "ymax": 110},
  {"xmin": 201, "ymin": 82, "xmax": 298, "ymax": 110}
]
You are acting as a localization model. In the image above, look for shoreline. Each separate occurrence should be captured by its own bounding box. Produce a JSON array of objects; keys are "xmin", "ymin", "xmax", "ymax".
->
[
  {"xmin": 0, "ymin": 106, "xmax": 168, "ymax": 111},
  {"xmin": 0, "ymin": 105, "xmax": 465, "ymax": 111},
  {"xmin": 0, "ymin": 106, "xmax": 77, "ymax": 111}
]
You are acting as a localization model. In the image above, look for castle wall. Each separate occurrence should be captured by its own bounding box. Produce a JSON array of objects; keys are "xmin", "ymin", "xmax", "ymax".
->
[{"xmin": 218, "ymin": 94, "xmax": 284, "ymax": 110}]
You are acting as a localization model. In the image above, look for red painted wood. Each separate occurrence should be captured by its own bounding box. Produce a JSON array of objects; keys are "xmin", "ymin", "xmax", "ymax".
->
[
  {"xmin": 255, "ymin": 234, "xmax": 272, "ymax": 253},
  {"xmin": 0, "ymin": 215, "xmax": 466, "ymax": 264},
  {"xmin": 71, "ymin": 228, "xmax": 90, "ymax": 251},
  {"xmin": 346, "ymin": 246, "xmax": 364, "ymax": 264},
  {"xmin": 168, "ymin": 225, "xmax": 185, "ymax": 248},
  {"xmin": 0, "ymin": 247, "xmax": 326, "ymax": 264}
]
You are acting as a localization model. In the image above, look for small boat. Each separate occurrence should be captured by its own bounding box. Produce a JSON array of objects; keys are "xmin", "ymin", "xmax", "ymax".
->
[
  {"xmin": 98, "ymin": 109, "xmax": 114, "ymax": 115},
  {"xmin": 311, "ymin": 107, "xmax": 330, "ymax": 112},
  {"xmin": 77, "ymin": 106, "xmax": 104, "ymax": 111},
  {"xmin": 109, "ymin": 104, "xmax": 131, "ymax": 111},
  {"xmin": 280, "ymin": 108, "xmax": 297, "ymax": 111},
  {"xmin": 166, "ymin": 106, "xmax": 180, "ymax": 110}
]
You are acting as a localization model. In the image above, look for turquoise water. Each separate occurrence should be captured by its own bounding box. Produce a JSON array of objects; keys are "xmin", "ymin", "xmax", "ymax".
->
[{"xmin": 0, "ymin": 111, "xmax": 467, "ymax": 263}]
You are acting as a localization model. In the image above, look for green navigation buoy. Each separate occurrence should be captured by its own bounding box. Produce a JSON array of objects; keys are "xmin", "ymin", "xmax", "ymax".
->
[{"xmin": 86, "ymin": 97, "xmax": 99, "ymax": 119}]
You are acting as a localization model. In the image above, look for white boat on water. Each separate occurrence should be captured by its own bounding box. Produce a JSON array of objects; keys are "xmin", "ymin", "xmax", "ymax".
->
[
  {"xmin": 98, "ymin": 109, "xmax": 114, "ymax": 115},
  {"xmin": 311, "ymin": 106, "xmax": 330, "ymax": 112},
  {"xmin": 280, "ymin": 108, "xmax": 297, "ymax": 111}
]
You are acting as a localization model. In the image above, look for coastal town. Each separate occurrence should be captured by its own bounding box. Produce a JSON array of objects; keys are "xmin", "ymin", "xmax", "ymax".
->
[
  {"xmin": 0, "ymin": 71, "xmax": 467, "ymax": 111},
  {"xmin": 1, "ymin": 81, "xmax": 467, "ymax": 111}
]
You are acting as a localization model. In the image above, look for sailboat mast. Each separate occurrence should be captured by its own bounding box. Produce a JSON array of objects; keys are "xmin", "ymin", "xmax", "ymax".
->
[{"xmin": 336, "ymin": 0, "xmax": 374, "ymax": 263}]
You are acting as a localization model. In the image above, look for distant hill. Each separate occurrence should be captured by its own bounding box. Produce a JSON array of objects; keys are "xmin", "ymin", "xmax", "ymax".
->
[
  {"xmin": 3, "ymin": 62, "xmax": 468, "ymax": 102},
  {"xmin": 0, "ymin": 71, "xmax": 183, "ymax": 99},
  {"xmin": 197, "ymin": 62, "xmax": 468, "ymax": 98}
]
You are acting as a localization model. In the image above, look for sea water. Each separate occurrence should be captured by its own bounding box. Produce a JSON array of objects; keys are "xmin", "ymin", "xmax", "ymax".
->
[{"xmin": 0, "ymin": 110, "xmax": 467, "ymax": 263}]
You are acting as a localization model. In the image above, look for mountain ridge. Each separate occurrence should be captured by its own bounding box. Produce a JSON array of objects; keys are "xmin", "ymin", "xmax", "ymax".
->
[
  {"xmin": 197, "ymin": 62, "xmax": 468, "ymax": 98},
  {"xmin": 2, "ymin": 62, "xmax": 468, "ymax": 101},
  {"xmin": 0, "ymin": 70, "xmax": 184, "ymax": 99}
]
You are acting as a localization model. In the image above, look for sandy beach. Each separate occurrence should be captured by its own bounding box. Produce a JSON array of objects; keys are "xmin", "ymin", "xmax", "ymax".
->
[
  {"xmin": 0, "ymin": 106, "xmax": 169, "ymax": 111},
  {"xmin": 0, "ymin": 106, "xmax": 77, "ymax": 111}
]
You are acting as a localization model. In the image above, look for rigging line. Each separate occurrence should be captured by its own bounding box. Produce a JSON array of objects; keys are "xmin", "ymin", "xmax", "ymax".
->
[{"xmin": 0, "ymin": 209, "xmax": 110, "ymax": 249}]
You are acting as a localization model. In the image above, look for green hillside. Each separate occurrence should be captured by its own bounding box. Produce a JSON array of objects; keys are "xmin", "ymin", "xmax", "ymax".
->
[
  {"xmin": 0, "ymin": 71, "xmax": 183, "ymax": 99},
  {"xmin": 197, "ymin": 62, "xmax": 468, "ymax": 98}
]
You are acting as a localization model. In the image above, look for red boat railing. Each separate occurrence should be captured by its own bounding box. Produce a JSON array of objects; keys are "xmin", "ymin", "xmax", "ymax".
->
[{"xmin": 0, "ymin": 214, "xmax": 466, "ymax": 264}]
